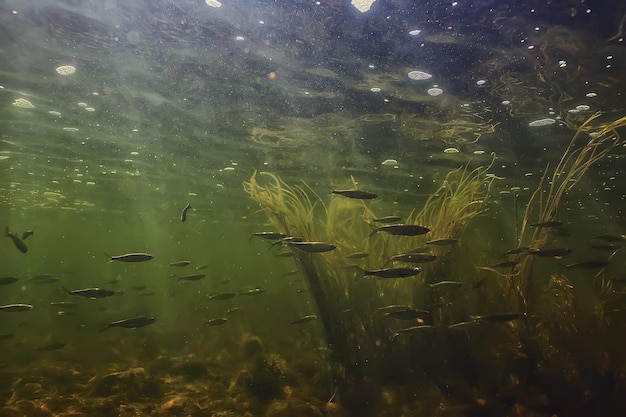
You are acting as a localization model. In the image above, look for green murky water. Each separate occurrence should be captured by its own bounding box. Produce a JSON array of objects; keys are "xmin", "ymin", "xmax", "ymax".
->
[{"xmin": 2, "ymin": 1, "xmax": 626, "ymax": 416}]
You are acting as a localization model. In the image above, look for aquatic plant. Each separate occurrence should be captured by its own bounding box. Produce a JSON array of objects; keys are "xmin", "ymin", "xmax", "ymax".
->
[
  {"xmin": 244, "ymin": 157, "xmax": 498, "ymax": 415},
  {"xmin": 516, "ymin": 113, "xmax": 626, "ymax": 312}
]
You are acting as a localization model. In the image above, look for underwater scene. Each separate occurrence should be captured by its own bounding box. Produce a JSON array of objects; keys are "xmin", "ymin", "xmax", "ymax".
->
[{"xmin": 2, "ymin": 0, "xmax": 626, "ymax": 416}]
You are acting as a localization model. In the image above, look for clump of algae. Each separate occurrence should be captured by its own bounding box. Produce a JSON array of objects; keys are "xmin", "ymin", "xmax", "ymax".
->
[
  {"xmin": 513, "ymin": 113, "xmax": 626, "ymax": 314},
  {"xmin": 243, "ymin": 158, "xmax": 498, "ymax": 416}
]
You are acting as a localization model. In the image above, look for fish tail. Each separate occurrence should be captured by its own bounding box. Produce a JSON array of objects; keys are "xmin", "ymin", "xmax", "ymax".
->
[
  {"xmin": 5, "ymin": 226, "xmax": 9, "ymax": 237},
  {"xmin": 61, "ymin": 286, "xmax": 71, "ymax": 294},
  {"xmin": 98, "ymin": 325, "xmax": 111, "ymax": 333},
  {"xmin": 367, "ymin": 223, "xmax": 378, "ymax": 237}
]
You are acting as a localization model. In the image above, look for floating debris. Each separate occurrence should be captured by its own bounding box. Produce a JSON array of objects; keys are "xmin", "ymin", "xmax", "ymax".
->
[
  {"xmin": 55, "ymin": 65, "xmax": 76, "ymax": 75},
  {"xmin": 444, "ymin": 147, "xmax": 460, "ymax": 154},
  {"xmin": 205, "ymin": 0, "xmax": 222, "ymax": 7},
  {"xmin": 351, "ymin": 0, "xmax": 376, "ymax": 13},
  {"xmin": 370, "ymin": 87, "xmax": 381, "ymax": 93},
  {"xmin": 528, "ymin": 118, "xmax": 556, "ymax": 127},
  {"xmin": 12, "ymin": 98, "xmax": 35, "ymax": 109},
  {"xmin": 407, "ymin": 70, "xmax": 433, "ymax": 80},
  {"xmin": 408, "ymin": 29, "xmax": 422, "ymax": 36}
]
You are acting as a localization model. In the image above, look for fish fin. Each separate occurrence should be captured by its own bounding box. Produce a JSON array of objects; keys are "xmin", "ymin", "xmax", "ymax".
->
[{"xmin": 98, "ymin": 325, "xmax": 111, "ymax": 333}]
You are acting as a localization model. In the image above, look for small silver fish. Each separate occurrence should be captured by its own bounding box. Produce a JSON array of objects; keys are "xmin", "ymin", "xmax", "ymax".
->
[
  {"xmin": 208, "ymin": 292, "xmax": 237, "ymax": 300},
  {"xmin": 252, "ymin": 232, "xmax": 287, "ymax": 240},
  {"xmin": 563, "ymin": 260, "xmax": 610, "ymax": 270},
  {"xmin": 170, "ymin": 260, "xmax": 191, "ymax": 267},
  {"xmin": 471, "ymin": 312, "xmax": 520, "ymax": 323},
  {"xmin": 332, "ymin": 189, "xmax": 377, "ymax": 199},
  {"xmin": 21, "ymin": 227, "xmax": 35, "ymax": 240},
  {"xmin": 290, "ymin": 314, "xmax": 318, "ymax": 324},
  {"xmin": 344, "ymin": 252, "xmax": 369, "ymax": 259},
  {"xmin": 362, "ymin": 267, "xmax": 420, "ymax": 279},
  {"xmin": 5, "ymin": 226, "xmax": 28, "ymax": 253},
  {"xmin": 369, "ymin": 224, "xmax": 430, "ymax": 237},
  {"xmin": 288, "ymin": 241, "xmax": 337, "ymax": 253},
  {"xmin": 0, "ymin": 276, "xmax": 19, "ymax": 286},
  {"xmin": 63, "ymin": 287, "xmax": 116, "ymax": 299},
  {"xmin": 101, "ymin": 316, "xmax": 156, "ymax": 331},
  {"xmin": 178, "ymin": 274, "xmax": 206, "ymax": 281},
  {"xmin": 195, "ymin": 264, "xmax": 209, "ymax": 270},
  {"xmin": 38, "ymin": 342, "xmax": 66, "ymax": 351},
  {"xmin": 240, "ymin": 287, "xmax": 264, "ymax": 296},
  {"xmin": 429, "ymin": 281, "xmax": 463, "ymax": 289},
  {"xmin": 0, "ymin": 303, "xmax": 33, "ymax": 312},
  {"xmin": 592, "ymin": 233, "xmax": 626, "ymax": 243},
  {"xmin": 204, "ymin": 318, "xmax": 228, "ymax": 326},
  {"xmin": 389, "ymin": 253, "xmax": 437, "ymax": 264},
  {"xmin": 106, "ymin": 253, "xmax": 154, "ymax": 262},
  {"xmin": 373, "ymin": 216, "xmax": 402, "ymax": 223},
  {"xmin": 181, "ymin": 203, "xmax": 192, "ymax": 222},
  {"xmin": 530, "ymin": 221, "xmax": 564, "ymax": 228},
  {"xmin": 426, "ymin": 238, "xmax": 458, "ymax": 246}
]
